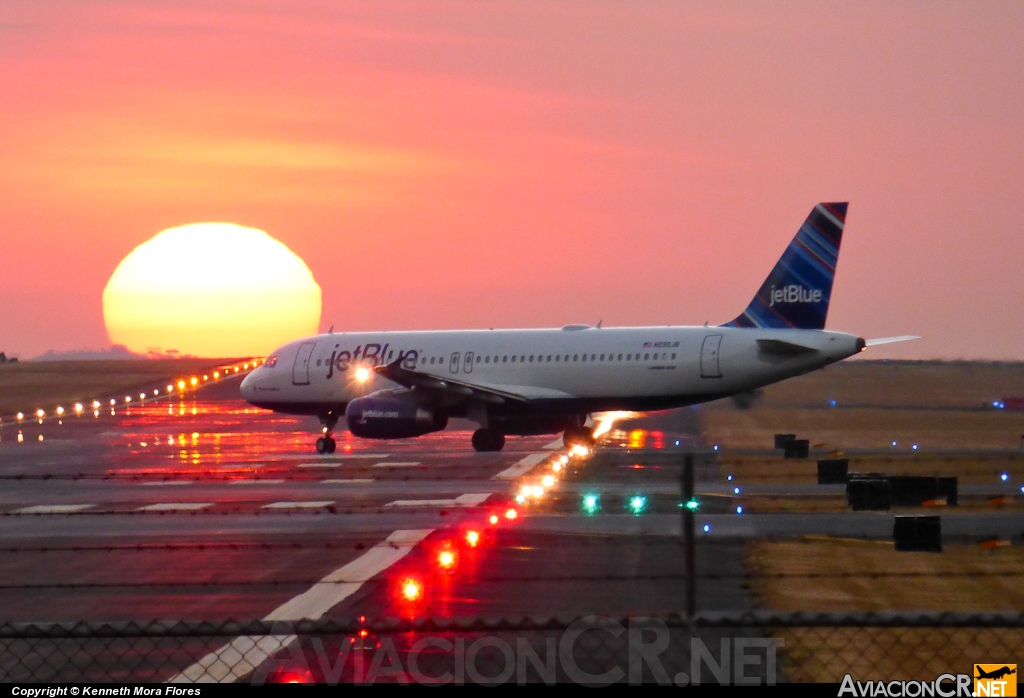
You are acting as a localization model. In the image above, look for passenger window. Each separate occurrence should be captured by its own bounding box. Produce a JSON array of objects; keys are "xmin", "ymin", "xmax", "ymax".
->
[
  {"xmin": 521, "ymin": 356, "xmax": 525, "ymax": 362},
  {"xmin": 529, "ymin": 356, "xmax": 534, "ymax": 362},
  {"xmin": 547, "ymin": 355, "xmax": 552, "ymax": 362},
  {"xmin": 627, "ymin": 354, "xmax": 631, "ymax": 360},
  {"xmin": 644, "ymin": 353, "xmax": 649, "ymax": 360},
  {"xmin": 555, "ymin": 355, "xmax": 560, "ymax": 362},
  {"xmin": 618, "ymin": 354, "xmax": 623, "ymax": 361},
  {"xmin": 316, "ymin": 359, "xmax": 322, "ymax": 366},
  {"xmin": 503, "ymin": 356, "xmax": 507, "ymax": 363},
  {"xmin": 573, "ymin": 355, "xmax": 578, "ymax": 361},
  {"xmin": 581, "ymin": 354, "xmax": 586, "ymax": 362},
  {"xmin": 511, "ymin": 356, "xmax": 516, "ymax": 363},
  {"xmin": 388, "ymin": 351, "xmax": 393, "ymax": 360},
  {"xmin": 485, "ymin": 356, "xmax": 490, "ymax": 363},
  {"xmin": 591, "ymin": 354, "xmax": 596, "ymax": 361},
  {"xmin": 653, "ymin": 353, "xmax": 657, "ymax": 359}
]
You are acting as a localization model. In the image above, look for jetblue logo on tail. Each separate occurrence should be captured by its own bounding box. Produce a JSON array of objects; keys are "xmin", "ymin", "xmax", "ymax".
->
[{"xmin": 769, "ymin": 285, "xmax": 822, "ymax": 306}]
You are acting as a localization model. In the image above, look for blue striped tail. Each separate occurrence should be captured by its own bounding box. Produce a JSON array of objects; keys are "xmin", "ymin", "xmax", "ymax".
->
[{"xmin": 723, "ymin": 202, "xmax": 847, "ymax": 330}]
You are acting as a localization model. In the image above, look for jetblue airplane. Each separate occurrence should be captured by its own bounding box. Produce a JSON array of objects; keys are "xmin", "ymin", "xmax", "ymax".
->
[{"xmin": 240, "ymin": 202, "xmax": 915, "ymax": 453}]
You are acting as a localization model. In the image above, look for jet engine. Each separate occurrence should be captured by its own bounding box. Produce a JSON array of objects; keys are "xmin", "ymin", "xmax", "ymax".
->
[{"xmin": 345, "ymin": 397, "xmax": 447, "ymax": 439}]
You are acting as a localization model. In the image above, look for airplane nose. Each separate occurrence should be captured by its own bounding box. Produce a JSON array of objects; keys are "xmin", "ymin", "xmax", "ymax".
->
[{"xmin": 239, "ymin": 371, "xmax": 257, "ymax": 402}]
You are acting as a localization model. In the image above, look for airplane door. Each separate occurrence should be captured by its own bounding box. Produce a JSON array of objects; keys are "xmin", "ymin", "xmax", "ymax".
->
[
  {"xmin": 292, "ymin": 342, "xmax": 316, "ymax": 385},
  {"xmin": 700, "ymin": 335, "xmax": 723, "ymax": 378},
  {"xmin": 449, "ymin": 352, "xmax": 460, "ymax": 374},
  {"xmin": 463, "ymin": 351, "xmax": 474, "ymax": 373}
]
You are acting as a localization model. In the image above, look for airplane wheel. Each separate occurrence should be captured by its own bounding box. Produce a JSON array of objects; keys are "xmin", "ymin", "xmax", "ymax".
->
[
  {"xmin": 326, "ymin": 437, "xmax": 336, "ymax": 454},
  {"xmin": 563, "ymin": 427, "xmax": 595, "ymax": 448},
  {"xmin": 316, "ymin": 437, "xmax": 329, "ymax": 454},
  {"xmin": 472, "ymin": 428, "xmax": 505, "ymax": 452}
]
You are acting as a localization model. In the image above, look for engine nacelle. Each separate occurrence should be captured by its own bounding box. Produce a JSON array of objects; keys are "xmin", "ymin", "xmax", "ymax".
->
[{"xmin": 345, "ymin": 397, "xmax": 447, "ymax": 439}]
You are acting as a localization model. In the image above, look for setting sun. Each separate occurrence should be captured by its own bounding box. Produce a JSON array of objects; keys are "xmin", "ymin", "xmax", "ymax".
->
[{"xmin": 102, "ymin": 223, "xmax": 321, "ymax": 357}]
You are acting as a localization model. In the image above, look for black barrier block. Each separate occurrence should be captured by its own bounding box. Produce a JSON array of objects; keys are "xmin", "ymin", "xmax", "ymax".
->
[
  {"xmin": 774, "ymin": 434, "xmax": 796, "ymax": 449},
  {"xmin": 847, "ymin": 476, "xmax": 891, "ymax": 510},
  {"xmin": 817, "ymin": 459, "xmax": 849, "ymax": 484},
  {"xmin": 784, "ymin": 439, "xmax": 809, "ymax": 459},
  {"xmin": 894, "ymin": 515, "xmax": 942, "ymax": 552},
  {"xmin": 888, "ymin": 476, "xmax": 959, "ymax": 507},
  {"xmin": 938, "ymin": 477, "xmax": 958, "ymax": 506}
]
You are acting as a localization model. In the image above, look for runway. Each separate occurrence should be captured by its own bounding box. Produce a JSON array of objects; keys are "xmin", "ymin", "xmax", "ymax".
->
[{"xmin": 1, "ymin": 374, "xmax": 1021, "ymax": 682}]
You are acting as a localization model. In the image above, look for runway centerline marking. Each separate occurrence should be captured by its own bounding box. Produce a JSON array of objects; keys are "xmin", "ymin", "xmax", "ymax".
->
[
  {"xmin": 14, "ymin": 504, "xmax": 94, "ymax": 514},
  {"xmin": 493, "ymin": 452, "xmax": 548, "ymax": 480},
  {"xmin": 138, "ymin": 502, "xmax": 213, "ymax": 512},
  {"xmin": 170, "ymin": 529, "xmax": 432, "ymax": 684},
  {"xmin": 319, "ymin": 478, "xmax": 375, "ymax": 485},
  {"xmin": 262, "ymin": 501, "xmax": 335, "ymax": 509},
  {"xmin": 371, "ymin": 461, "xmax": 420, "ymax": 468},
  {"xmin": 138, "ymin": 481, "xmax": 195, "ymax": 486},
  {"xmin": 228, "ymin": 479, "xmax": 285, "ymax": 485}
]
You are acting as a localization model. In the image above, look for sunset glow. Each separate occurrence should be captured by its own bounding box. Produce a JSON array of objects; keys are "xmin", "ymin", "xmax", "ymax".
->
[{"xmin": 102, "ymin": 223, "xmax": 321, "ymax": 357}]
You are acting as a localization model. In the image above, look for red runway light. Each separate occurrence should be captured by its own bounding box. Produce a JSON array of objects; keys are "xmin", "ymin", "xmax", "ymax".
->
[
  {"xmin": 465, "ymin": 530, "xmax": 480, "ymax": 547},
  {"xmin": 400, "ymin": 577, "xmax": 423, "ymax": 601},
  {"xmin": 489, "ymin": 514, "xmax": 499, "ymax": 525},
  {"xmin": 437, "ymin": 549, "xmax": 456, "ymax": 569},
  {"xmin": 505, "ymin": 508, "xmax": 518, "ymax": 520}
]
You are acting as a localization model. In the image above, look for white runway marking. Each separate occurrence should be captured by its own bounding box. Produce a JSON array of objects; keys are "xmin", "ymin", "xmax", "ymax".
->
[
  {"xmin": 543, "ymin": 438, "xmax": 563, "ymax": 449},
  {"xmin": 138, "ymin": 481, "xmax": 195, "ymax": 486},
  {"xmin": 274, "ymin": 453, "xmax": 390, "ymax": 462},
  {"xmin": 296, "ymin": 462, "xmax": 340, "ymax": 469},
  {"xmin": 138, "ymin": 502, "xmax": 213, "ymax": 512},
  {"xmin": 228, "ymin": 479, "xmax": 285, "ymax": 485},
  {"xmin": 493, "ymin": 452, "xmax": 548, "ymax": 480},
  {"xmin": 262, "ymin": 501, "xmax": 334, "ymax": 509},
  {"xmin": 384, "ymin": 493, "xmax": 491, "ymax": 508},
  {"xmin": 171, "ymin": 529, "xmax": 432, "ymax": 683},
  {"xmin": 372, "ymin": 461, "xmax": 420, "ymax": 468},
  {"xmin": 319, "ymin": 478, "xmax": 375, "ymax": 485},
  {"xmin": 14, "ymin": 504, "xmax": 94, "ymax": 514}
]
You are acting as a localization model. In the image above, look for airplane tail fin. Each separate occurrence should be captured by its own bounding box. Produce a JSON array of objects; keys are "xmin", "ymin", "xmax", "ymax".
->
[{"xmin": 723, "ymin": 202, "xmax": 847, "ymax": 330}]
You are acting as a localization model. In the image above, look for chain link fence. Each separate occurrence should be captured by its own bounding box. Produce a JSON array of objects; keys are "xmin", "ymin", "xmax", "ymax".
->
[{"xmin": 2, "ymin": 612, "xmax": 1022, "ymax": 684}]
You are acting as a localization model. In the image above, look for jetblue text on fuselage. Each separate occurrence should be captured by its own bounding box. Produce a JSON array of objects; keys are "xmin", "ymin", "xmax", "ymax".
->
[
  {"xmin": 769, "ymin": 285, "xmax": 822, "ymax": 306},
  {"xmin": 325, "ymin": 343, "xmax": 419, "ymax": 379}
]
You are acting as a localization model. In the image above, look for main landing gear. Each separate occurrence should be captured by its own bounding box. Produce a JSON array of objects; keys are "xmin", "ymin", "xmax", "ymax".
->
[
  {"xmin": 316, "ymin": 414, "xmax": 339, "ymax": 454},
  {"xmin": 472, "ymin": 428, "xmax": 505, "ymax": 453},
  {"xmin": 563, "ymin": 426, "xmax": 595, "ymax": 449}
]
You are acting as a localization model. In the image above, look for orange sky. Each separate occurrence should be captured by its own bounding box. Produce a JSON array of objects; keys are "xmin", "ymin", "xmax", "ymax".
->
[{"xmin": 1, "ymin": 1, "xmax": 1022, "ymax": 359}]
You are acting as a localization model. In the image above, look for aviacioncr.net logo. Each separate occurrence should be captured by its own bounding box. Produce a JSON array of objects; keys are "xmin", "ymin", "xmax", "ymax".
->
[{"xmin": 769, "ymin": 284, "xmax": 823, "ymax": 307}]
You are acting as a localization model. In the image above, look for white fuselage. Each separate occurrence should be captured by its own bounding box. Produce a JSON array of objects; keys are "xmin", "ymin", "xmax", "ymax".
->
[{"xmin": 240, "ymin": 325, "xmax": 863, "ymax": 418}]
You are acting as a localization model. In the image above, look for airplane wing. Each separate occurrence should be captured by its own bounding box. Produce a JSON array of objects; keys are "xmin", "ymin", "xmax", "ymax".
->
[
  {"xmin": 374, "ymin": 359, "xmax": 575, "ymax": 404},
  {"xmin": 865, "ymin": 336, "xmax": 921, "ymax": 347}
]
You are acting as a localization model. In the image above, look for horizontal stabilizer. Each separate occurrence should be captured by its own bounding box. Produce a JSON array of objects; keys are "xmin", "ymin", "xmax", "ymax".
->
[
  {"xmin": 865, "ymin": 336, "xmax": 921, "ymax": 347},
  {"xmin": 756, "ymin": 338, "xmax": 820, "ymax": 355}
]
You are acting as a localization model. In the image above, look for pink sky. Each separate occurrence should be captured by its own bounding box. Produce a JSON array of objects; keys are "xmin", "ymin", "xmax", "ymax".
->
[{"xmin": 1, "ymin": 1, "xmax": 1022, "ymax": 359}]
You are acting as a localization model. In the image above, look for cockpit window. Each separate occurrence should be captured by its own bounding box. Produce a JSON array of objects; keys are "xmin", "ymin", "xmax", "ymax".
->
[{"xmin": 266, "ymin": 355, "xmax": 279, "ymax": 367}]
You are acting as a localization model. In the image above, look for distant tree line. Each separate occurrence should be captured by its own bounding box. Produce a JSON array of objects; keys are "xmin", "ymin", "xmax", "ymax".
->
[{"xmin": 0, "ymin": 352, "xmax": 17, "ymax": 363}]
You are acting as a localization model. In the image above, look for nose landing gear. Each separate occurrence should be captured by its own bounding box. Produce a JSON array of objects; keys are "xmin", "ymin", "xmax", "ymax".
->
[
  {"xmin": 316, "ymin": 414, "xmax": 339, "ymax": 454},
  {"xmin": 563, "ymin": 426, "xmax": 596, "ymax": 449},
  {"xmin": 316, "ymin": 434, "xmax": 336, "ymax": 454}
]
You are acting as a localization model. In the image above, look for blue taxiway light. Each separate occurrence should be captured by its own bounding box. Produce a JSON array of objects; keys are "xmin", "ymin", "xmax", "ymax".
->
[{"xmin": 702, "ymin": 524, "xmax": 711, "ymax": 533}]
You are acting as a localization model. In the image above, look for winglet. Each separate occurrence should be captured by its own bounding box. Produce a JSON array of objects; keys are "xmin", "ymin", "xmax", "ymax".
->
[{"xmin": 865, "ymin": 336, "xmax": 921, "ymax": 347}]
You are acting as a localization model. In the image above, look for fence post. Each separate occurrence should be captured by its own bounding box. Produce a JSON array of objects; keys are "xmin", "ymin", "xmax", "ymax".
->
[{"xmin": 682, "ymin": 453, "xmax": 696, "ymax": 620}]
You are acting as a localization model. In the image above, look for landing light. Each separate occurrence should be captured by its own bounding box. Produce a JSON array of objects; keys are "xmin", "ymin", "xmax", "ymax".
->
[{"xmin": 354, "ymin": 366, "xmax": 372, "ymax": 383}]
